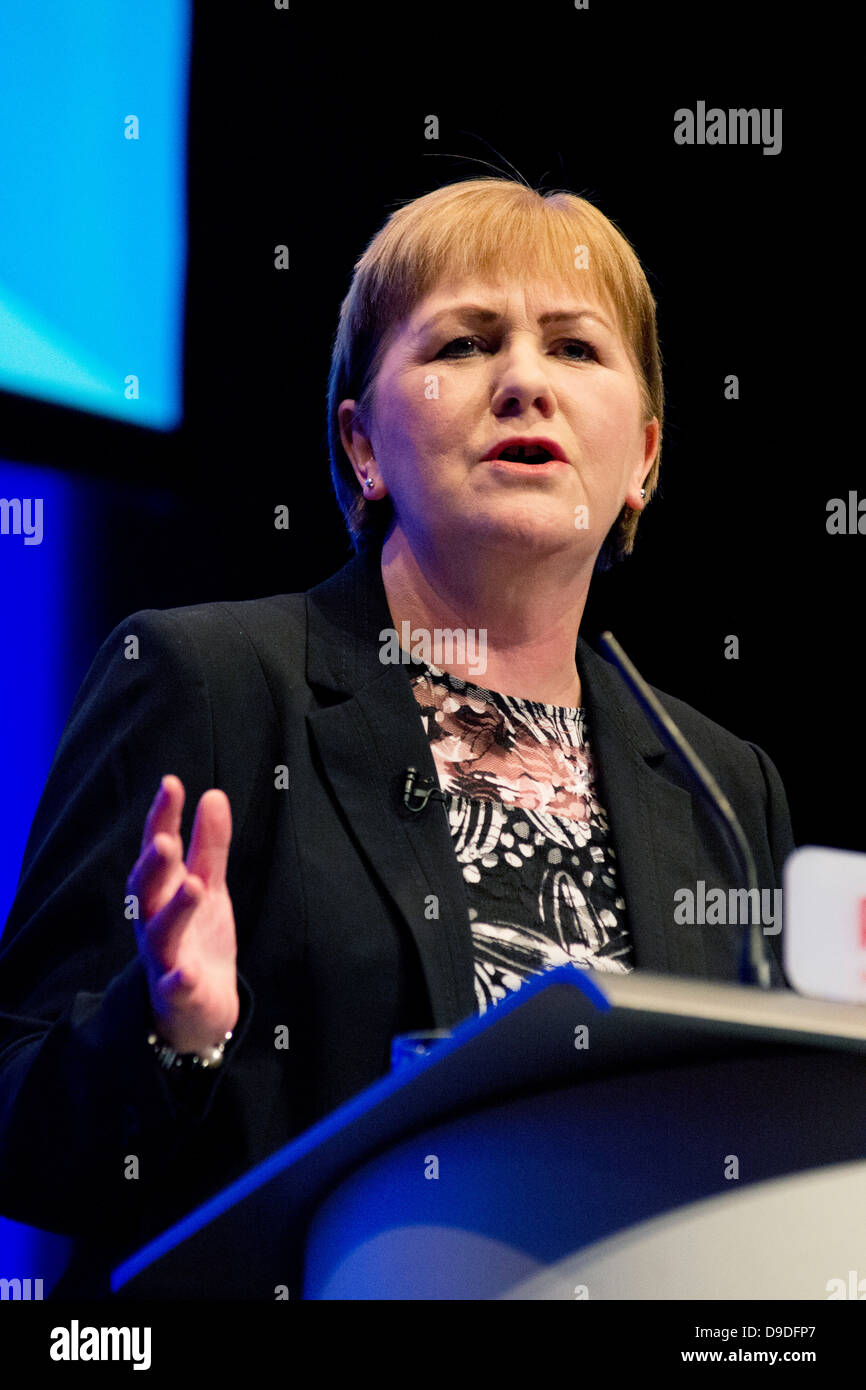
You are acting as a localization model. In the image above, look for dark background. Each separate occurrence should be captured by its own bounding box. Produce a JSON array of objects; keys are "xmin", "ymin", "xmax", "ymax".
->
[{"xmin": 0, "ymin": 2, "xmax": 856, "ymax": 852}]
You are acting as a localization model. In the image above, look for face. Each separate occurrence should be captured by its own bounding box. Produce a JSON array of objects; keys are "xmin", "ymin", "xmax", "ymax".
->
[{"xmin": 339, "ymin": 276, "xmax": 659, "ymax": 566}]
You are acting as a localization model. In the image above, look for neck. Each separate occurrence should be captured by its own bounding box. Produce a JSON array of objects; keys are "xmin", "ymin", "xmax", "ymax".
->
[{"xmin": 379, "ymin": 527, "xmax": 593, "ymax": 705}]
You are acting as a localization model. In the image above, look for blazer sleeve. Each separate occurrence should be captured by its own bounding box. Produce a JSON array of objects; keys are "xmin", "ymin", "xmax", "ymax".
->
[{"xmin": 0, "ymin": 608, "xmax": 255, "ymax": 1238}]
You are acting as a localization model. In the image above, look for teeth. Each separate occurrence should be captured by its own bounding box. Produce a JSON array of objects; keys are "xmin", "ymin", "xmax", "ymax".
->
[{"xmin": 500, "ymin": 444, "xmax": 551, "ymax": 461}]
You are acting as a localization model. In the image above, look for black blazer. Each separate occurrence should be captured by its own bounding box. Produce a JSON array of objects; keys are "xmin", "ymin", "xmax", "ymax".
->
[{"xmin": 0, "ymin": 543, "xmax": 794, "ymax": 1294}]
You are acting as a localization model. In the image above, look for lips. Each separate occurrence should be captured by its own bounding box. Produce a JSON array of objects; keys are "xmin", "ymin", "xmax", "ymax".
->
[{"xmin": 482, "ymin": 436, "xmax": 568, "ymax": 465}]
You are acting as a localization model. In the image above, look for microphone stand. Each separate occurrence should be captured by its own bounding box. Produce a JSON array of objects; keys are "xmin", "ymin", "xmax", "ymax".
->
[{"xmin": 598, "ymin": 631, "xmax": 774, "ymax": 990}]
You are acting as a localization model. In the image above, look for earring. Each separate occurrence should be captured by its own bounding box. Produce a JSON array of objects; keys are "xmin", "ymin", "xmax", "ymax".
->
[
  {"xmin": 365, "ymin": 478, "xmax": 375, "ymax": 490},
  {"xmin": 640, "ymin": 488, "xmax": 646, "ymax": 498}
]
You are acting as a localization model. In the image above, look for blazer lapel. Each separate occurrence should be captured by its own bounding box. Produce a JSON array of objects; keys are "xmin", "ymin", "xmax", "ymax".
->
[
  {"xmin": 305, "ymin": 548, "xmax": 477, "ymax": 1028},
  {"xmin": 576, "ymin": 638, "xmax": 706, "ymax": 977}
]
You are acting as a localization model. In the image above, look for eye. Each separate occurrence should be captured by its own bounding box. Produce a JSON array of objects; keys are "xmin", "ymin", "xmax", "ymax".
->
[
  {"xmin": 436, "ymin": 336, "xmax": 482, "ymax": 358},
  {"xmin": 559, "ymin": 338, "xmax": 599, "ymax": 362},
  {"xmin": 435, "ymin": 336, "xmax": 599, "ymax": 361}
]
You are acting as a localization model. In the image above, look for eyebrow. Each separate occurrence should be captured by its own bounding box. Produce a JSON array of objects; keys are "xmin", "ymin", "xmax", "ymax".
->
[{"xmin": 414, "ymin": 303, "xmax": 615, "ymax": 337}]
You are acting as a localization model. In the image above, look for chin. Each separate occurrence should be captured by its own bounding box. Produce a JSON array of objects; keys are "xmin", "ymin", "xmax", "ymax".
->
[{"xmin": 458, "ymin": 508, "xmax": 587, "ymax": 557}]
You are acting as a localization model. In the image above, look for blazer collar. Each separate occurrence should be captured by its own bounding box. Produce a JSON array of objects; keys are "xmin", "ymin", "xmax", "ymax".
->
[
  {"xmin": 304, "ymin": 545, "xmax": 705, "ymax": 1024},
  {"xmin": 307, "ymin": 544, "xmax": 667, "ymax": 756}
]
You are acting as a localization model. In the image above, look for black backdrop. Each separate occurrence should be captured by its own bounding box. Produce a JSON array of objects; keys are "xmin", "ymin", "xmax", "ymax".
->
[{"xmin": 1, "ymin": 2, "xmax": 857, "ymax": 854}]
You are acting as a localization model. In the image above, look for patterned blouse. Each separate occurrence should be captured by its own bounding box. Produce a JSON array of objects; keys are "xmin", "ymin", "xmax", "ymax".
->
[{"xmin": 408, "ymin": 659, "xmax": 634, "ymax": 1015}]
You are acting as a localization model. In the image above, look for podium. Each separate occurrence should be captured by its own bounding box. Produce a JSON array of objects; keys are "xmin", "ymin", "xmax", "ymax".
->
[{"xmin": 112, "ymin": 965, "xmax": 866, "ymax": 1299}]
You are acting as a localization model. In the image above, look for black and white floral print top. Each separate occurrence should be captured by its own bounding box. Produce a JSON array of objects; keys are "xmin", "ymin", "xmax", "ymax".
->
[{"xmin": 408, "ymin": 658, "xmax": 634, "ymax": 1015}]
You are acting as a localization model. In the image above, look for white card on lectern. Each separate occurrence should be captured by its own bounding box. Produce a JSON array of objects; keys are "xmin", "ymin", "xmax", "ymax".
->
[{"xmin": 783, "ymin": 845, "xmax": 866, "ymax": 1002}]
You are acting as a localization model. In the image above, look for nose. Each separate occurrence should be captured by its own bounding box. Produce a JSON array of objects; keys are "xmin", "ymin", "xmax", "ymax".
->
[{"xmin": 489, "ymin": 334, "xmax": 556, "ymax": 417}]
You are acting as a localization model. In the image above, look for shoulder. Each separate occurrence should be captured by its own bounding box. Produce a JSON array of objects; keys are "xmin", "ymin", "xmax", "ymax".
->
[
  {"xmin": 140, "ymin": 591, "xmax": 306, "ymax": 644},
  {"xmin": 72, "ymin": 594, "xmax": 310, "ymax": 738},
  {"xmin": 104, "ymin": 592, "xmax": 307, "ymax": 670},
  {"xmin": 581, "ymin": 636, "xmax": 766, "ymax": 779},
  {"xmin": 640, "ymin": 675, "xmax": 779, "ymax": 807},
  {"xmin": 644, "ymin": 679, "xmax": 746, "ymax": 757},
  {"xmin": 580, "ymin": 638, "xmax": 777, "ymax": 803}
]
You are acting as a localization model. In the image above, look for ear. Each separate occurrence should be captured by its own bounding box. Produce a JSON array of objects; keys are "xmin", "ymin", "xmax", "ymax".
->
[
  {"xmin": 338, "ymin": 399, "xmax": 388, "ymax": 499},
  {"xmin": 624, "ymin": 416, "xmax": 659, "ymax": 510}
]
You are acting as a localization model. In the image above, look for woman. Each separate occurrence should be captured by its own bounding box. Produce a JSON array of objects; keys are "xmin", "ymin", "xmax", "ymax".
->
[{"xmin": 0, "ymin": 178, "xmax": 795, "ymax": 1294}]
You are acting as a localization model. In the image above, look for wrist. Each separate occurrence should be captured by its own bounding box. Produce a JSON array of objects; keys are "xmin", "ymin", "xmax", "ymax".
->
[{"xmin": 148, "ymin": 990, "xmax": 240, "ymax": 1059}]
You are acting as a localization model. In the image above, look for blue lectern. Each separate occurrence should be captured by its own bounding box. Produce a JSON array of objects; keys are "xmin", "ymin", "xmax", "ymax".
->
[{"xmin": 111, "ymin": 965, "xmax": 866, "ymax": 1300}]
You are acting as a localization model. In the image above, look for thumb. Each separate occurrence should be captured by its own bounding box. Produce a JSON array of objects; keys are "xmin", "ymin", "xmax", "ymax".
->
[{"xmin": 153, "ymin": 965, "xmax": 196, "ymax": 1009}]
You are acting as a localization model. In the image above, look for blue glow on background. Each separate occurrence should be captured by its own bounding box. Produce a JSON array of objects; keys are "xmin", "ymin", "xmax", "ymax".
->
[
  {"xmin": 0, "ymin": 458, "xmax": 80, "ymax": 1291},
  {"xmin": 0, "ymin": 460, "xmax": 74, "ymax": 933},
  {"xmin": 0, "ymin": 0, "xmax": 191, "ymax": 1290},
  {"xmin": 0, "ymin": 1, "xmax": 191, "ymax": 429}
]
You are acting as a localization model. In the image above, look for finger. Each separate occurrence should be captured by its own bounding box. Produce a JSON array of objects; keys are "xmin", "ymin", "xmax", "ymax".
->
[
  {"xmin": 186, "ymin": 789, "xmax": 232, "ymax": 890},
  {"xmin": 141, "ymin": 874, "xmax": 204, "ymax": 974},
  {"xmin": 128, "ymin": 831, "xmax": 185, "ymax": 920},
  {"xmin": 140, "ymin": 775, "xmax": 185, "ymax": 858}
]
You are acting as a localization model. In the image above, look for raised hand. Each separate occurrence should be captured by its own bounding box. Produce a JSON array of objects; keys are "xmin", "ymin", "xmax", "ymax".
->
[{"xmin": 128, "ymin": 774, "xmax": 239, "ymax": 1055}]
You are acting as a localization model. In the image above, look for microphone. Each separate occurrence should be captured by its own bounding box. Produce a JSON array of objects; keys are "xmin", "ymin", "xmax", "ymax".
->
[
  {"xmin": 597, "ymin": 631, "xmax": 776, "ymax": 990},
  {"xmin": 402, "ymin": 767, "xmax": 448, "ymax": 814}
]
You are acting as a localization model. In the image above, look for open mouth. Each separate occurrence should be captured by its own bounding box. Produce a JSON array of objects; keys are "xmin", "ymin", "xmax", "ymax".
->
[{"xmin": 496, "ymin": 444, "xmax": 556, "ymax": 464}]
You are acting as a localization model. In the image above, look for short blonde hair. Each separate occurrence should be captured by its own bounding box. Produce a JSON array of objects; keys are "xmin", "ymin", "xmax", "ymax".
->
[{"xmin": 327, "ymin": 177, "xmax": 663, "ymax": 570}]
